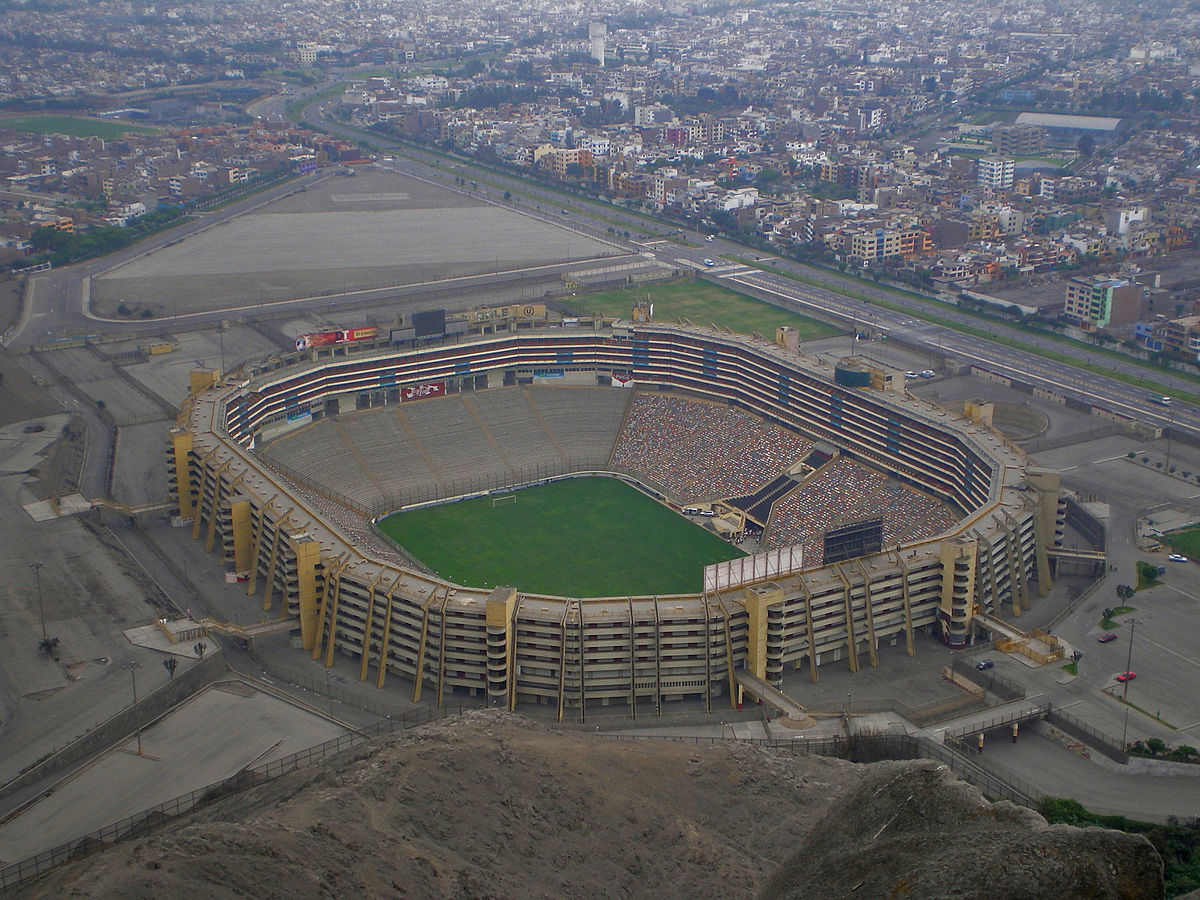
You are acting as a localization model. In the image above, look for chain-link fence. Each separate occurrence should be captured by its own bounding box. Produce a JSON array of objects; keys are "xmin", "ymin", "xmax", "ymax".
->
[{"xmin": 1046, "ymin": 703, "xmax": 1128, "ymax": 764}]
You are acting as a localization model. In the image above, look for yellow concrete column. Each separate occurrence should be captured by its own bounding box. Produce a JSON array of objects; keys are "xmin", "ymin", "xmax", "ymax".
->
[
  {"xmin": 743, "ymin": 584, "xmax": 783, "ymax": 682},
  {"xmin": 169, "ymin": 429, "xmax": 194, "ymax": 519},
  {"xmin": 295, "ymin": 539, "xmax": 322, "ymax": 651},
  {"xmin": 230, "ymin": 497, "xmax": 253, "ymax": 576},
  {"xmin": 486, "ymin": 587, "xmax": 520, "ymax": 708}
]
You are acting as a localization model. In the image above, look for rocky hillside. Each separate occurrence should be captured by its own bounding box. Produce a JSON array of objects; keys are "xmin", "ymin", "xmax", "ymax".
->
[
  {"xmin": 763, "ymin": 760, "xmax": 1163, "ymax": 900},
  {"xmin": 14, "ymin": 711, "xmax": 1164, "ymax": 899}
]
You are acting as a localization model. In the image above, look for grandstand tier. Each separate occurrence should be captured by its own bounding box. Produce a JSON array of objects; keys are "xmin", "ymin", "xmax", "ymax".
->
[{"xmin": 170, "ymin": 324, "xmax": 1065, "ymax": 718}]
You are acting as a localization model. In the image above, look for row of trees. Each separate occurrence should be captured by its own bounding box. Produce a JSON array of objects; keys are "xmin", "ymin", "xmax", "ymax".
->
[{"xmin": 23, "ymin": 206, "xmax": 185, "ymax": 269}]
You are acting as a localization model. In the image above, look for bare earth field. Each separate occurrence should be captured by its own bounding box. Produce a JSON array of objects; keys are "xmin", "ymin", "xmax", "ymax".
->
[
  {"xmin": 91, "ymin": 169, "xmax": 620, "ymax": 316},
  {"xmin": 12, "ymin": 711, "xmax": 1163, "ymax": 900}
]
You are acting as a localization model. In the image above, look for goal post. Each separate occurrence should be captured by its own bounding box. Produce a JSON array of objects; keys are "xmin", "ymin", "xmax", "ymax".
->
[{"xmin": 491, "ymin": 494, "xmax": 517, "ymax": 509}]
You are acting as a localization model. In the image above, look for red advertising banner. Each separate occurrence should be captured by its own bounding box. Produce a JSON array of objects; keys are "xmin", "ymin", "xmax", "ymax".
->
[
  {"xmin": 343, "ymin": 326, "xmax": 379, "ymax": 342},
  {"xmin": 401, "ymin": 382, "xmax": 445, "ymax": 402},
  {"xmin": 295, "ymin": 326, "xmax": 379, "ymax": 351},
  {"xmin": 295, "ymin": 331, "xmax": 340, "ymax": 351}
]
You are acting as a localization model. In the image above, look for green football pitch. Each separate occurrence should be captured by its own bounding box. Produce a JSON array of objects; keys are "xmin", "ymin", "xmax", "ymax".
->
[{"xmin": 376, "ymin": 477, "xmax": 745, "ymax": 596}]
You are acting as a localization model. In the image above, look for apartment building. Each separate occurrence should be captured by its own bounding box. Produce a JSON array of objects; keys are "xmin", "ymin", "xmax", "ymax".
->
[
  {"xmin": 1062, "ymin": 274, "xmax": 1144, "ymax": 331},
  {"xmin": 976, "ymin": 156, "xmax": 1015, "ymax": 191}
]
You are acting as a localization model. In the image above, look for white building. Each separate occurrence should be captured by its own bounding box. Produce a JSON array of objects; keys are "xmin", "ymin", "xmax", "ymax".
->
[{"xmin": 977, "ymin": 156, "xmax": 1015, "ymax": 191}]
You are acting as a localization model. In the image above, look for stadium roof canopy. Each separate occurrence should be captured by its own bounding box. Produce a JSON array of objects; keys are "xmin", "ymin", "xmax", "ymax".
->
[{"xmin": 1014, "ymin": 112, "xmax": 1122, "ymax": 132}]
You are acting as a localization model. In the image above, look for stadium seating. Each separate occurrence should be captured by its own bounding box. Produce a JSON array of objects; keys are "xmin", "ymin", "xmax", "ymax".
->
[
  {"xmin": 258, "ymin": 386, "xmax": 632, "ymax": 512},
  {"xmin": 258, "ymin": 387, "xmax": 957, "ymax": 564},
  {"xmin": 765, "ymin": 458, "xmax": 959, "ymax": 566},
  {"xmin": 609, "ymin": 393, "xmax": 811, "ymax": 501}
]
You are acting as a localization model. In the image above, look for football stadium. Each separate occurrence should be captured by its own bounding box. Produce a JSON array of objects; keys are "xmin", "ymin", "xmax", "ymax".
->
[{"xmin": 169, "ymin": 320, "xmax": 1064, "ymax": 719}]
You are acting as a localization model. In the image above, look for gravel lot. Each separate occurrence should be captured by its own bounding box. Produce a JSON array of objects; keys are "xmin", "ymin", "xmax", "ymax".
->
[{"xmin": 92, "ymin": 169, "xmax": 616, "ymax": 316}]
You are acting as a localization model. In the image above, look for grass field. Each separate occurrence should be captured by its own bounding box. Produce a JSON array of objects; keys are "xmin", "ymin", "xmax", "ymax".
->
[
  {"xmin": 377, "ymin": 477, "xmax": 745, "ymax": 596},
  {"xmin": 1167, "ymin": 525, "xmax": 1200, "ymax": 559},
  {"xmin": 2, "ymin": 115, "xmax": 158, "ymax": 139},
  {"xmin": 564, "ymin": 279, "xmax": 840, "ymax": 340}
]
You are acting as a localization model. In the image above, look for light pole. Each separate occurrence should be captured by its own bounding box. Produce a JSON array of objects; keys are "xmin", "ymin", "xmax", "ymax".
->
[
  {"xmin": 31, "ymin": 561, "xmax": 46, "ymax": 642},
  {"xmin": 124, "ymin": 661, "xmax": 143, "ymax": 755},
  {"xmin": 1165, "ymin": 407, "xmax": 1174, "ymax": 473},
  {"xmin": 1120, "ymin": 618, "xmax": 1142, "ymax": 751}
]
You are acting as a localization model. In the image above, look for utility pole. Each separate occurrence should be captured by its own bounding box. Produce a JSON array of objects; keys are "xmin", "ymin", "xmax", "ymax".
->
[
  {"xmin": 124, "ymin": 661, "xmax": 143, "ymax": 756},
  {"xmin": 1120, "ymin": 618, "xmax": 1142, "ymax": 751}
]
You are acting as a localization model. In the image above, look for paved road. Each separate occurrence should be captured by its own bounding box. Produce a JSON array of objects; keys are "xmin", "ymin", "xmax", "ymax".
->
[
  {"xmin": 977, "ymin": 728, "xmax": 1200, "ymax": 822},
  {"xmin": 707, "ymin": 265, "xmax": 1195, "ymax": 437}
]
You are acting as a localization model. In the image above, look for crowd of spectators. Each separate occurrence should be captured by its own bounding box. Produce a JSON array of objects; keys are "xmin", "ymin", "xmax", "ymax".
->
[
  {"xmin": 610, "ymin": 393, "xmax": 811, "ymax": 501},
  {"xmin": 765, "ymin": 458, "xmax": 959, "ymax": 566}
]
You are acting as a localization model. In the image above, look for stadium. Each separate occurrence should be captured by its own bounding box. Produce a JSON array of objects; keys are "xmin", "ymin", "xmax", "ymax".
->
[{"xmin": 169, "ymin": 320, "xmax": 1064, "ymax": 720}]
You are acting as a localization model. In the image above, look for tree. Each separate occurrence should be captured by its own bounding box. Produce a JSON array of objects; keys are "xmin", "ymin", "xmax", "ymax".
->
[{"xmin": 1078, "ymin": 133, "xmax": 1096, "ymax": 157}]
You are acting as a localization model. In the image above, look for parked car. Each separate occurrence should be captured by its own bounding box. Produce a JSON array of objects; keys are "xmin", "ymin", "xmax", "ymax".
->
[
  {"xmin": 1169, "ymin": 553, "xmax": 1189, "ymax": 562},
  {"xmin": 975, "ymin": 659, "xmax": 994, "ymax": 670},
  {"xmin": 919, "ymin": 369, "xmax": 936, "ymax": 378},
  {"xmin": 905, "ymin": 371, "xmax": 918, "ymax": 379},
  {"xmin": 1116, "ymin": 671, "xmax": 1137, "ymax": 682},
  {"xmin": 703, "ymin": 258, "xmax": 716, "ymax": 267},
  {"xmin": 1098, "ymin": 632, "xmax": 1117, "ymax": 643}
]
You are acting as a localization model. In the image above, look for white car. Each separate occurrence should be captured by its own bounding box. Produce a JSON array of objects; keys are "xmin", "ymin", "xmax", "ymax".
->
[
  {"xmin": 905, "ymin": 371, "xmax": 918, "ymax": 379},
  {"xmin": 1169, "ymin": 553, "xmax": 1189, "ymax": 562},
  {"xmin": 919, "ymin": 369, "xmax": 936, "ymax": 378},
  {"xmin": 703, "ymin": 258, "xmax": 716, "ymax": 267},
  {"xmin": 706, "ymin": 235, "xmax": 715, "ymax": 242}
]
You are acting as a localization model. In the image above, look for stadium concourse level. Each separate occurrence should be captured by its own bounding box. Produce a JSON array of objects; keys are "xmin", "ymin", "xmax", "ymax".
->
[{"xmin": 169, "ymin": 324, "xmax": 1065, "ymax": 718}]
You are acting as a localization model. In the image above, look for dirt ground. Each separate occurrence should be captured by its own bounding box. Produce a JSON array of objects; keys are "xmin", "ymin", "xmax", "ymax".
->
[
  {"xmin": 0, "ymin": 348, "xmax": 62, "ymax": 430},
  {"xmin": 0, "ymin": 277, "xmax": 20, "ymax": 336},
  {"xmin": 14, "ymin": 711, "xmax": 863, "ymax": 900},
  {"xmin": 10, "ymin": 710, "xmax": 1166, "ymax": 900}
]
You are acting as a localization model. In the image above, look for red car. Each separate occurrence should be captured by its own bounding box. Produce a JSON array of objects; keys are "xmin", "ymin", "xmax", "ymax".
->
[
  {"xmin": 1098, "ymin": 632, "xmax": 1117, "ymax": 643},
  {"xmin": 1116, "ymin": 671, "xmax": 1137, "ymax": 682}
]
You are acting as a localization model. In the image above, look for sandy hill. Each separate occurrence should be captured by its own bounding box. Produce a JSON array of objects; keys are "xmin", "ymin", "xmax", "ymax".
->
[{"xmin": 13, "ymin": 711, "xmax": 1162, "ymax": 899}]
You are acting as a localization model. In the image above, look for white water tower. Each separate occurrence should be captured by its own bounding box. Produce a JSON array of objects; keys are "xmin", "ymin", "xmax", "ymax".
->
[{"xmin": 589, "ymin": 22, "xmax": 606, "ymax": 66}]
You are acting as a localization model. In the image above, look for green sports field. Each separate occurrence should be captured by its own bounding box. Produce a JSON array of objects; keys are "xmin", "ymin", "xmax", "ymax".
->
[
  {"xmin": 377, "ymin": 477, "xmax": 745, "ymax": 596},
  {"xmin": 564, "ymin": 279, "xmax": 839, "ymax": 340},
  {"xmin": 3, "ymin": 115, "xmax": 159, "ymax": 139}
]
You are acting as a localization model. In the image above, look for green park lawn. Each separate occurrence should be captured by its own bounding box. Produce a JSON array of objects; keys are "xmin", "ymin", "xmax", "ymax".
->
[{"xmin": 377, "ymin": 477, "xmax": 744, "ymax": 596}]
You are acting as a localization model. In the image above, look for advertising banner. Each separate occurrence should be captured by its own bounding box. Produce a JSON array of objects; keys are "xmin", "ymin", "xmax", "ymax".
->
[
  {"xmin": 401, "ymin": 382, "xmax": 446, "ymax": 402},
  {"xmin": 295, "ymin": 331, "xmax": 340, "ymax": 351}
]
